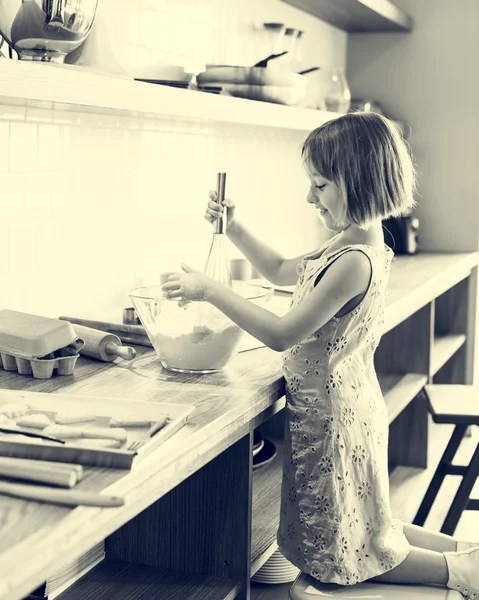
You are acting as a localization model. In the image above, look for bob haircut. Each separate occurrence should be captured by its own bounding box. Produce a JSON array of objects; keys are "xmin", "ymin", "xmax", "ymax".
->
[{"xmin": 301, "ymin": 111, "xmax": 417, "ymax": 229}]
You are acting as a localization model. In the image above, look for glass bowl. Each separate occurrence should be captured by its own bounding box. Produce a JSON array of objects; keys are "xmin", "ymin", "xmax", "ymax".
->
[{"xmin": 129, "ymin": 282, "xmax": 272, "ymax": 374}]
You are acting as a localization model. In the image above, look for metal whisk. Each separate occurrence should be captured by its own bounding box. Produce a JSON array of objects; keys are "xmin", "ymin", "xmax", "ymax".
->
[{"xmin": 204, "ymin": 172, "xmax": 233, "ymax": 288}]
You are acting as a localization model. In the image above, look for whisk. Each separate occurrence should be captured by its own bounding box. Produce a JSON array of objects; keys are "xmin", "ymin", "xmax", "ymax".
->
[{"xmin": 204, "ymin": 172, "xmax": 233, "ymax": 289}]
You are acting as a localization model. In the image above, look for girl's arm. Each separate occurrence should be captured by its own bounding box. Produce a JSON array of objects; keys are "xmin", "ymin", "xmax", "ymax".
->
[
  {"xmin": 207, "ymin": 196, "xmax": 304, "ymax": 286},
  {"xmin": 227, "ymin": 219, "xmax": 305, "ymax": 286},
  {"xmin": 207, "ymin": 250, "xmax": 371, "ymax": 351}
]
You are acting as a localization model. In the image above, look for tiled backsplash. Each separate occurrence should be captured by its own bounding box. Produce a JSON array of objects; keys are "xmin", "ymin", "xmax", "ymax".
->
[{"xmin": 0, "ymin": 0, "xmax": 346, "ymax": 318}]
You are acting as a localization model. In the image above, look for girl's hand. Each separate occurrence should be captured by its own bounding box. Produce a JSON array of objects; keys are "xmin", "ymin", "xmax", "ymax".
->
[
  {"xmin": 205, "ymin": 190, "xmax": 236, "ymax": 231},
  {"xmin": 161, "ymin": 264, "xmax": 216, "ymax": 303}
]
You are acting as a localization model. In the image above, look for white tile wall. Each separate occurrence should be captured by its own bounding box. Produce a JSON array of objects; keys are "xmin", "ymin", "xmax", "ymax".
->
[{"xmin": 0, "ymin": 0, "xmax": 346, "ymax": 318}]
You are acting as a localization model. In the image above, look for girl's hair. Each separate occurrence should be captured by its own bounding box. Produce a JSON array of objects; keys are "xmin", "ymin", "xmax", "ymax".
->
[{"xmin": 301, "ymin": 111, "xmax": 417, "ymax": 228}]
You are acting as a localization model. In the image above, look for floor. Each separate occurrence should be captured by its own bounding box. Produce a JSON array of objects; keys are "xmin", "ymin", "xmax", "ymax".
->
[{"xmin": 250, "ymin": 422, "xmax": 479, "ymax": 600}]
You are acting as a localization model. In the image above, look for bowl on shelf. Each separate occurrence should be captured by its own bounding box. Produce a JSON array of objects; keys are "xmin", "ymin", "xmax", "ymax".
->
[{"xmin": 130, "ymin": 282, "xmax": 272, "ymax": 374}]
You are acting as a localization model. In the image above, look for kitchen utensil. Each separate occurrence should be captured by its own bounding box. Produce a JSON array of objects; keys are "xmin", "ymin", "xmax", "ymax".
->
[
  {"xmin": 196, "ymin": 65, "xmax": 307, "ymax": 88},
  {"xmin": 126, "ymin": 417, "xmax": 169, "ymax": 452},
  {"xmin": 220, "ymin": 83, "xmax": 306, "ymax": 106},
  {"xmin": 204, "ymin": 173, "xmax": 233, "ymax": 289},
  {"xmin": 17, "ymin": 457, "xmax": 84, "ymax": 480},
  {"xmin": 0, "ymin": 481, "xmax": 124, "ymax": 507},
  {"xmin": 0, "ymin": 426, "xmax": 65, "ymax": 444},
  {"xmin": 59, "ymin": 315, "xmax": 151, "ymax": 347},
  {"xmin": 253, "ymin": 50, "xmax": 288, "ymax": 67},
  {"xmin": 130, "ymin": 283, "xmax": 270, "ymax": 374},
  {"xmin": 298, "ymin": 67, "xmax": 320, "ymax": 75},
  {"xmin": 70, "ymin": 324, "xmax": 136, "ymax": 362},
  {"xmin": 0, "ymin": 0, "xmax": 99, "ymax": 63},
  {"xmin": 0, "ymin": 456, "xmax": 78, "ymax": 488}
]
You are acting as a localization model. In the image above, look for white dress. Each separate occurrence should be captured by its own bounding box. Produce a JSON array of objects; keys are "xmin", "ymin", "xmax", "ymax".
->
[{"xmin": 277, "ymin": 238, "xmax": 411, "ymax": 585}]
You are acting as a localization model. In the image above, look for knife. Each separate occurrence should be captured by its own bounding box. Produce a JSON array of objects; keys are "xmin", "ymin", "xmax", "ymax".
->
[
  {"xmin": 0, "ymin": 427, "xmax": 65, "ymax": 444},
  {"xmin": 0, "ymin": 482, "xmax": 124, "ymax": 507}
]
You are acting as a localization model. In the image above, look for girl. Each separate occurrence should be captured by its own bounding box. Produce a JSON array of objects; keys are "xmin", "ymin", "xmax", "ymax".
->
[{"xmin": 162, "ymin": 112, "xmax": 478, "ymax": 598}]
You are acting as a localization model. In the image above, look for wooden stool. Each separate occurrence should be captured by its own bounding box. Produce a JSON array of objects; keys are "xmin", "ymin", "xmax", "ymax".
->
[
  {"xmin": 413, "ymin": 384, "xmax": 479, "ymax": 535},
  {"xmin": 289, "ymin": 572, "xmax": 462, "ymax": 598}
]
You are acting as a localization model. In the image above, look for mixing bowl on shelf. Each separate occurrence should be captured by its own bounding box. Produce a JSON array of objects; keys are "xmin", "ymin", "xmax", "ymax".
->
[{"xmin": 130, "ymin": 282, "xmax": 272, "ymax": 374}]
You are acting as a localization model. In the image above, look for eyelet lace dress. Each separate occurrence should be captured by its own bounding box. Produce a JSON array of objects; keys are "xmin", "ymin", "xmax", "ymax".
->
[{"xmin": 277, "ymin": 238, "xmax": 411, "ymax": 585}]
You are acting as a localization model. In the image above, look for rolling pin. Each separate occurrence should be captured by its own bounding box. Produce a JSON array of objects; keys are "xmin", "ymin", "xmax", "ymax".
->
[{"xmin": 72, "ymin": 324, "xmax": 137, "ymax": 362}]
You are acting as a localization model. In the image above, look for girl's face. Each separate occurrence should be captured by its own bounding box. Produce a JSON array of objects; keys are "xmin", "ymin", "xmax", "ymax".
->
[{"xmin": 306, "ymin": 168, "xmax": 343, "ymax": 231}]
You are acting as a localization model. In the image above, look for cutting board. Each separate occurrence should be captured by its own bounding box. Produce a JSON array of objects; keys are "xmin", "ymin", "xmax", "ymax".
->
[{"xmin": 0, "ymin": 389, "xmax": 194, "ymax": 469}]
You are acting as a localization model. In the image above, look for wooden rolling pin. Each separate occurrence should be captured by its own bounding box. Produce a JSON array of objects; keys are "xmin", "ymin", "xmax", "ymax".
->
[
  {"xmin": 72, "ymin": 324, "xmax": 136, "ymax": 362},
  {"xmin": 0, "ymin": 482, "xmax": 124, "ymax": 507},
  {"xmin": 0, "ymin": 457, "xmax": 78, "ymax": 488}
]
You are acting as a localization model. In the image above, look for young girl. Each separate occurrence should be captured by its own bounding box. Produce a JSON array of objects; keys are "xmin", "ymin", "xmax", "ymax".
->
[{"xmin": 162, "ymin": 112, "xmax": 478, "ymax": 598}]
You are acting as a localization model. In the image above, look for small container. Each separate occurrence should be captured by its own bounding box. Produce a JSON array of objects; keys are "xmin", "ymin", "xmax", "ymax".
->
[
  {"xmin": 123, "ymin": 307, "xmax": 140, "ymax": 326},
  {"xmin": 0, "ymin": 352, "xmax": 80, "ymax": 379},
  {"xmin": 0, "ymin": 310, "xmax": 79, "ymax": 358},
  {"xmin": 0, "ymin": 310, "xmax": 83, "ymax": 379}
]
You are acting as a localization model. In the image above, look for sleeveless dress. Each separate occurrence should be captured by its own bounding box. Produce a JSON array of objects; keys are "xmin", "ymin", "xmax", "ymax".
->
[{"xmin": 277, "ymin": 236, "xmax": 411, "ymax": 585}]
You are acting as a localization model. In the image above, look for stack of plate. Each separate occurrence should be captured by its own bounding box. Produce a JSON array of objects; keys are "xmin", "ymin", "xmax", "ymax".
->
[{"xmin": 251, "ymin": 548, "xmax": 300, "ymax": 584}]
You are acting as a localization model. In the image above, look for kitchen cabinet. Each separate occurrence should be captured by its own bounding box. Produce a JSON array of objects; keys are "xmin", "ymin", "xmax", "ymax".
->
[
  {"xmin": 0, "ymin": 251, "xmax": 476, "ymax": 600},
  {"xmin": 279, "ymin": 0, "xmax": 413, "ymax": 33}
]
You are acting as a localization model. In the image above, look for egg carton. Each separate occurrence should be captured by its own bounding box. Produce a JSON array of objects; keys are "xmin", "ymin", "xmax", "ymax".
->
[
  {"xmin": 0, "ymin": 310, "xmax": 85, "ymax": 379},
  {"xmin": 0, "ymin": 346, "xmax": 82, "ymax": 379}
]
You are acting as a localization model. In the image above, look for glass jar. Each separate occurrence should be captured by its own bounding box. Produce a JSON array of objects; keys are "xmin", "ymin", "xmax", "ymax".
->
[
  {"xmin": 321, "ymin": 67, "xmax": 351, "ymax": 113},
  {"xmin": 273, "ymin": 27, "xmax": 298, "ymax": 70},
  {"xmin": 261, "ymin": 22, "xmax": 286, "ymax": 57},
  {"xmin": 291, "ymin": 30, "xmax": 304, "ymax": 72}
]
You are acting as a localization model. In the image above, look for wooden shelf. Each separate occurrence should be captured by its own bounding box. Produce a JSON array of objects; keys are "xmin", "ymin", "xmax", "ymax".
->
[
  {"xmin": 0, "ymin": 59, "xmax": 340, "ymax": 132},
  {"xmin": 379, "ymin": 372, "xmax": 428, "ymax": 423},
  {"xmin": 57, "ymin": 559, "xmax": 240, "ymax": 600},
  {"xmin": 280, "ymin": 0, "xmax": 413, "ymax": 32},
  {"xmin": 251, "ymin": 439, "xmax": 284, "ymax": 575},
  {"xmin": 431, "ymin": 334, "xmax": 467, "ymax": 376}
]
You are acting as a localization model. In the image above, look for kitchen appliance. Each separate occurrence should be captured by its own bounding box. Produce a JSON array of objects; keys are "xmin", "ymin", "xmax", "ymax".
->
[
  {"xmin": 383, "ymin": 214, "xmax": 420, "ymax": 255},
  {"xmin": 0, "ymin": 0, "xmax": 99, "ymax": 63}
]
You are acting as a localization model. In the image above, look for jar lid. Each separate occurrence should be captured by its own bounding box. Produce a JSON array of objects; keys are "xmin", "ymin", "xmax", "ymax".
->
[{"xmin": 263, "ymin": 22, "xmax": 285, "ymax": 30}]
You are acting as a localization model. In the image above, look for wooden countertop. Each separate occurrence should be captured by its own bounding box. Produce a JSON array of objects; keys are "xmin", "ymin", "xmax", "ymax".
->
[{"xmin": 0, "ymin": 251, "xmax": 477, "ymax": 600}]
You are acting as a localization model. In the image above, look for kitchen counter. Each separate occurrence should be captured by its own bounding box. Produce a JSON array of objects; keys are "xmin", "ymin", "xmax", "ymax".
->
[{"xmin": 0, "ymin": 251, "xmax": 477, "ymax": 600}]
